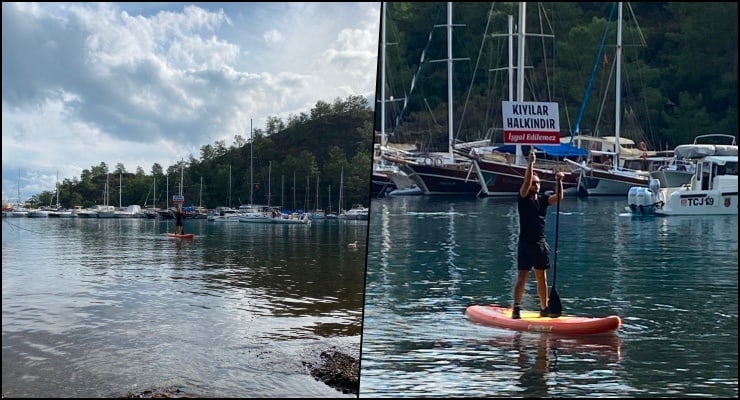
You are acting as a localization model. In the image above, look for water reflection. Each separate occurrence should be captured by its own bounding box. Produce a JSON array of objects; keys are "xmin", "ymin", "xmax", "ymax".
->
[
  {"xmin": 3, "ymin": 218, "xmax": 364, "ymax": 397},
  {"xmin": 361, "ymin": 197, "xmax": 737, "ymax": 398}
]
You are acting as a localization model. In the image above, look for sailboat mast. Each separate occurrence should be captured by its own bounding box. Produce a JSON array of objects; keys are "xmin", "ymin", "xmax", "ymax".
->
[
  {"xmin": 267, "ymin": 161, "xmax": 272, "ymax": 207},
  {"xmin": 106, "ymin": 173, "xmax": 110, "ymax": 206},
  {"xmin": 515, "ymin": 2, "xmax": 526, "ymax": 163},
  {"xmin": 17, "ymin": 169, "xmax": 21, "ymax": 208},
  {"xmin": 380, "ymin": 2, "xmax": 386, "ymax": 148},
  {"xmin": 614, "ymin": 2, "xmax": 623, "ymax": 169},
  {"xmin": 119, "ymin": 171, "xmax": 122, "ymax": 208},
  {"xmin": 446, "ymin": 2, "xmax": 454, "ymax": 159},
  {"xmin": 315, "ymin": 174, "xmax": 319, "ymax": 211},
  {"xmin": 249, "ymin": 119, "xmax": 254, "ymax": 205},
  {"xmin": 228, "ymin": 164, "xmax": 232, "ymax": 208},
  {"xmin": 339, "ymin": 166, "xmax": 344, "ymax": 214},
  {"xmin": 55, "ymin": 171, "xmax": 60, "ymax": 208}
]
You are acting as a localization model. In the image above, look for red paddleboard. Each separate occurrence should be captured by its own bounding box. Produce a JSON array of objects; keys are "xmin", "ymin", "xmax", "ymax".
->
[
  {"xmin": 465, "ymin": 305, "xmax": 621, "ymax": 336},
  {"xmin": 167, "ymin": 233, "xmax": 194, "ymax": 239}
]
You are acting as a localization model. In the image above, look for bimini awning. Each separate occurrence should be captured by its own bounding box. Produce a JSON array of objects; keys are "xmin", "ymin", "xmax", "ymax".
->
[{"xmin": 495, "ymin": 144, "xmax": 588, "ymax": 158}]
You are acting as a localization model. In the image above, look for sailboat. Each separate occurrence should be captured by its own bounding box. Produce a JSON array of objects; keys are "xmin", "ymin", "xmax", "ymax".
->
[
  {"xmin": 461, "ymin": 3, "xmax": 581, "ymax": 196},
  {"xmin": 562, "ymin": 2, "xmax": 654, "ymax": 196},
  {"xmin": 96, "ymin": 173, "xmax": 118, "ymax": 218},
  {"xmin": 48, "ymin": 172, "xmax": 73, "ymax": 217},
  {"xmin": 208, "ymin": 163, "xmax": 240, "ymax": 222},
  {"xmin": 309, "ymin": 174, "xmax": 326, "ymax": 219},
  {"xmin": 372, "ymin": 3, "xmax": 400, "ymax": 198},
  {"xmin": 142, "ymin": 177, "xmax": 159, "ymax": 218},
  {"xmin": 386, "ymin": 2, "xmax": 486, "ymax": 197},
  {"xmin": 7, "ymin": 169, "xmax": 30, "ymax": 217}
]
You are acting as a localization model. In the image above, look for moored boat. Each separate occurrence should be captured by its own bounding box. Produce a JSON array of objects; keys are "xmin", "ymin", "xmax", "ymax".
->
[{"xmin": 626, "ymin": 151, "xmax": 738, "ymax": 216}]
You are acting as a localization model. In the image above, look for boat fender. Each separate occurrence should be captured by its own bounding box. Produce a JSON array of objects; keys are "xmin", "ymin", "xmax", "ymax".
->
[
  {"xmin": 424, "ymin": 158, "xmax": 433, "ymax": 166},
  {"xmin": 434, "ymin": 158, "xmax": 443, "ymax": 167}
]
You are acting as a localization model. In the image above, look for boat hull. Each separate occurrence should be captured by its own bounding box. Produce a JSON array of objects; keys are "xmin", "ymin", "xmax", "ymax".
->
[
  {"xmin": 400, "ymin": 162, "xmax": 483, "ymax": 196},
  {"xmin": 474, "ymin": 158, "xmax": 578, "ymax": 196},
  {"xmin": 656, "ymin": 189, "xmax": 738, "ymax": 216}
]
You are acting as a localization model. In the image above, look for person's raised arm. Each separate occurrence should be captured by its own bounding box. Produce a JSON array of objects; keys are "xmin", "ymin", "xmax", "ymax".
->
[
  {"xmin": 548, "ymin": 172, "xmax": 565, "ymax": 205},
  {"xmin": 520, "ymin": 150, "xmax": 536, "ymax": 198}
]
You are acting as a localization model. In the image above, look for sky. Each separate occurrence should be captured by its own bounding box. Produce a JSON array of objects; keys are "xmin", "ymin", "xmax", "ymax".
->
[{"xmin": 2, "ymin": 2, "xmax": 380, "ymax": 204}]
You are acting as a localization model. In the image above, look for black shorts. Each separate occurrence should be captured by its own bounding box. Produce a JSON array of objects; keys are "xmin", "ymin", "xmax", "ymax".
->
[{"xmin": 517, "ymin": 240, "xmax": 551, "ymax": 271}]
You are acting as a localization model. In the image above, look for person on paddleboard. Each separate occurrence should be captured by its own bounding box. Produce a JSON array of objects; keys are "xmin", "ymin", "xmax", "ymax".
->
[
  {"xmin": 512, "ymin": 150, "xmax": 564, "ymax": 319},
  {"xmin": 175, "ymin": 205, "xmax": 184, "ymax": 235}
]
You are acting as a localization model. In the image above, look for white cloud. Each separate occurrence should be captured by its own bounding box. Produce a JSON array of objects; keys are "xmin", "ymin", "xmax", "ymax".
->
[{"xmin": 2, "ymin": 2, "xmax": 380, "ymax": 203}]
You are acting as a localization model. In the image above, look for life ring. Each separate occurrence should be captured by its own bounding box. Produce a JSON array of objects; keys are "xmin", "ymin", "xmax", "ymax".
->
[{"xmin": 434, "ymin": 158, "xmax": 443, "ymax": 167}]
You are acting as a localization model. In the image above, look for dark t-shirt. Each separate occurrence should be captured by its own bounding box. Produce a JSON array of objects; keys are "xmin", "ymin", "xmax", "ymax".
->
[
  {"xmin": 176, "ymin": 211, "xmax": 183, "ymax": 225},
  {"xmin": 518, "ymin": 193, "xmax": 551, "ymax": 243}
]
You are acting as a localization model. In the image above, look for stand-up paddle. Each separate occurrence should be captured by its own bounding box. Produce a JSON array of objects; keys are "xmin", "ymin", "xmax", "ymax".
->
[{"xmin": 548, "ymin": 186, "xmax": 563, "ymax": 318}]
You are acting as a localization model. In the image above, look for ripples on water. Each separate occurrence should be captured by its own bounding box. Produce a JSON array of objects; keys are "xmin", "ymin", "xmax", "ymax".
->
[
  {"xmin": 360, "ymin": 197, "xmax": 738, "ymax": 398},
  {"xmin": 2, "ymin": 218, "xmax": 366, "ymax": 397}
]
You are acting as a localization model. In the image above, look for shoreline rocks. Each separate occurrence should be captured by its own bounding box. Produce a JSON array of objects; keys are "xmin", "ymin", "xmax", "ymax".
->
[{"xmin": 303, "ymin": 347, "xmax": 359, "ymax": 396}]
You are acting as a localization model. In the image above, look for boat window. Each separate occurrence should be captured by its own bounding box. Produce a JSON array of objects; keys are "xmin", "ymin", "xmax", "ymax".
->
[
  {"xmin": 701, "ymin": 162, "xmax": 711, "ymax": 190},
  {"xmin": 725, "ymin": 161, "xmax": 738, "ymax": 176}
]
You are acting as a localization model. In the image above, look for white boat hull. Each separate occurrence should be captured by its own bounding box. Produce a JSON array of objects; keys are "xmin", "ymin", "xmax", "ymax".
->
[{"xmin": 655, "ymin": 188, "xmax": 737, "ymax": 216}]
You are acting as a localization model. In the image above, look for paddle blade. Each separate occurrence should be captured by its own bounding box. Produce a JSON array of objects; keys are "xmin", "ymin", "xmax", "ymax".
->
[{"xmin": 548, "ymin": 286, "xmax": 562, "ymax": 318}]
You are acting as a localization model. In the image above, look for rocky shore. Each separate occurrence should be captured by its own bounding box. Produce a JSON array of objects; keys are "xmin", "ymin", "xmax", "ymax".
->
[
  {"xmin": 303, "ymin": 347, "xmax": 359, "ymax": 396},
  {"xmin": 114, "ymin": 347, "xmax": 359, "ymax": 398}
]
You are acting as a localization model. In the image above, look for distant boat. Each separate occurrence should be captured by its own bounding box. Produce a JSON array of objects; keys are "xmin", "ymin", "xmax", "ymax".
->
[
  {"xmin": 388, "ymin": 185, "xmax": 423, "ymax": 196},
  {"xmin": 238, "ymin": 205, "xmax": 273, "ymax": 224},
  {"xmin": 207, "ymin": 206, "xmax": 240, "ymax": 222},
  {"xmin": 7, "ymin": 169, "xmax": 29, "ymax": 217},
  {"xmin": 340, "ymin": 204, "xmax": 369, "ymax": 221},
  {"xmin": 26, "ymin": 208, "xmax": 51, "ymax": 218}
]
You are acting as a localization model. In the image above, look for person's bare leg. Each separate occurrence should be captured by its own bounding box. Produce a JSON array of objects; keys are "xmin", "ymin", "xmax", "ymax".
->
[
  {"xmin": 513, "ymin": 270, "xmax": 529, "ymax": 306},
  {"xmin": 534, "ymin": 269, "xmax": 548, "ymax": 311}
]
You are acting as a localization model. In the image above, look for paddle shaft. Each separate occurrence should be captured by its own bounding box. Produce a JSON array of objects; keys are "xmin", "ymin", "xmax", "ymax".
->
[
  {"xmin": 549, "ymin": 190, "xmax": 562, "ymax": 317},
  {"xmin": 553, "ymin": 195, "xmax": 560, "ymax": 287}
]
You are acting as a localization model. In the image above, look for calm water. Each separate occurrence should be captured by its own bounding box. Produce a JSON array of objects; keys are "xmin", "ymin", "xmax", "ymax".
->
[
  {"xmin": 359, "ymin": 196, "xmax": 738, "ymax": 397},
  {"xmin": 2, "ymin": 217, "xmax": 367, "ymax": 398}
]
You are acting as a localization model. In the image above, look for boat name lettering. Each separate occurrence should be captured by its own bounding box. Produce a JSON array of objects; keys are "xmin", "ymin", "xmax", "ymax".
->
[{"xmin": 680, "ymin": 197, "xmax": 714, "ymax": 207}]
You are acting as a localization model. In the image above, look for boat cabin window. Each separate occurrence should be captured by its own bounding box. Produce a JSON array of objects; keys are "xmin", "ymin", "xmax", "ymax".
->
[
  {"xmin": 700, "ymin": 162, "xmax": 712, "ymax": 190},
  {"xmin": 724, "ymin": 161, "xmax": 738, "ymax": 176}
]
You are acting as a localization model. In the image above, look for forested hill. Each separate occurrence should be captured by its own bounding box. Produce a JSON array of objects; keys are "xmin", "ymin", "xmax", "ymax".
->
[{"xmin": 31, "ymin": 95, "xmax": 374, "ymax": 211}]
